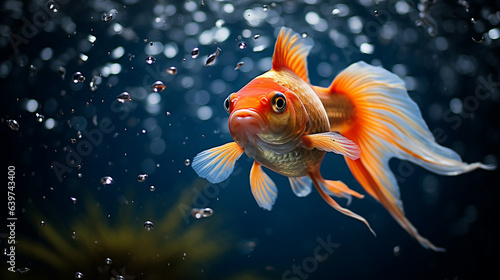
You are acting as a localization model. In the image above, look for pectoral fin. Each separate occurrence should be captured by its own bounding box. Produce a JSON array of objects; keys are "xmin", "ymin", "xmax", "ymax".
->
[
  {"xmin": 250, "ymin": 161, "xmax": 277, "ymax": 211},
  {"xmin": 192, "ymin": 142, "xmax": 244, "ymax": 184},
  {"xmin": 302, "ymin": 131, "xmax": 361, "ymax": 160}
]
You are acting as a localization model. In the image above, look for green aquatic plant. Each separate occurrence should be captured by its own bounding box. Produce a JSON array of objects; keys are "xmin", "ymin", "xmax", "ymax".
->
[{"xmin": 9, "ymin": 183, "xmax": 235, "ymax": 280}]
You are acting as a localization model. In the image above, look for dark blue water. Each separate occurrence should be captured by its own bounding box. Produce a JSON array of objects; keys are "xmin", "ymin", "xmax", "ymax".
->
[{"xmin": 1, "ymin": 0, "xmax": 499, "ymax": 279}]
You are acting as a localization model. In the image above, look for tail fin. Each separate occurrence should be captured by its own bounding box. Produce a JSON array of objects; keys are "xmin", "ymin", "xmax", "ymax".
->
[{"xmin": 319, "ymin": 61, "xmax": 495, "ymax": 251}]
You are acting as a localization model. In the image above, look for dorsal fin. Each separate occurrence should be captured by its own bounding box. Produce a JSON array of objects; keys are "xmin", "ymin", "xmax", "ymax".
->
[{"xmin": 272, "ymin": 27, "xmax": 313, "ymax": 83}]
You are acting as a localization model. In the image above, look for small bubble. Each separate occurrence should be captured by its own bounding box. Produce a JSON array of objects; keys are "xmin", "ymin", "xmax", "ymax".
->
[
  {"xmin": 72, "ymin": 72, "xmax": 85, "ymax": 83},
  {"xmin": 116, "ymin": 276, "xmax": 125, "ymax": 280},
  {"xmin": 116, "ymin": 92, "xmax": 131, "ymax": 103},
  {"xmin": 263, "ymin": 5, "xmax": 268, "ymax": 11},
  {"xmin": 29, "ymin": 64, "xmax": 37, "ymax": 76},
  {"xmin": 205, "ymin": 47, "xmax": 221, "ymax": 66},
  {"xmin": 105, "ymin": 257, "xmax": 113, "ymax": 265},
  {"xmin": 239, "ymin": 42, "xmax": 247, "ymax": 49},
  {"xmin": 149, "ymin": 185, "xmax": 155, "ymax": 191},
  {"xmin": 301, "ymin": 33, "xmax": 308, "ymax": 38},
  {"xmin": 393, "ymin": 246, "xmax": 401, "ymax": 256},
  {"xmin": 100, "ymin": 176, "xmax": 114, "ymax": 185},
  {"xmin": 40, "ymin": 220, "xmax": 45, "ymax": 227},
  {"xmin": 166, "ymin": 66, "xmax": 177, "ymax": 75},
  {"xmin": 234, "ymin": 61, "xmax": 244, "ymax": 70},
  {"xmin": 70, "ymin": 138, "xmax": 77, "ymax": 144},
  {"xmin": 46, "ymin": 0, "xmax": 57, "ymax": 11},
  {"xmin": 191, "ymin": 208, "xmax": 214, "ymax": 219},
  {"xmin": 191, "ymin": 47, "xmax": 200, "ymax": 58},
  {"xmin": 71, "ymin": 231, "xmax": 76, "ymax": 239},
  {"xmin": 374, "ymin": 9, "xmax": 379, "ymax": 16},
  {"xmin": 253, "ymin": 34, "xmax": 260, "ymax": 40},
  {"xmin": 145, "ymin": 56, "xmax": 156, "ymax": 65},
  {"xmin": 332, "ymin": 8, "xmax": 341, "ymax": 16},
  {"xmin": 75, "ymin": 272, "xmax": 84, "ymax": 279},
  {"xmin": 166, "ymin": 112, "xmax": 171, "ymax": 116},
  {"xmin": 472, "ymin": 35, "xmax": 484, "ymax": 43},
  {"xmin": 7, "ymin": 119, "xmax": 20, "ymax": 131},
  {"xmin": 144, "ymin": 220, "xmax": 154, "ymax": 231},
  {"xmin": 57, "ymin": 66, "xmax": 66, "ymax": 79},
  {"xmin": 102, "ymin": 11, "xmax": 113, "ymax": 22},
  {"xmin": 471, "ymin": 18, "xmax": 476, "ymax": 24},
  {"xmin": 36, "ymin": 113, "xmax": 45, "ymax": 122},
  {"xmin": 70, "ymin": 197, "xmax": 77, "ymax": 204},
  {"xmin": 137, "ymin": 174, "xmax": 148, "ymax": 182},
  {"xmin": 184, "ymin": 159, "xmax": 190, "ymax": 166},
  {"xmin": 152, "ymin": 81, "xmax": 166, "ymax": 92}
]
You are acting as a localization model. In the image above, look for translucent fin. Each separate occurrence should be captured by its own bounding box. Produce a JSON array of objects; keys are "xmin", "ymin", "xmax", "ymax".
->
[
  {"xmin": 309, "ymin": 171, "xmax": 376, "ymax": 236},
  {"xmin": 321, "ymin": 61, "xmax": 492, "ymax": 251},
  {"xmin": 272, "ymin": 27, "xmax": 313, "ymax": 83},
  {"xmin": 289, "ymin": 176, "xmax": 312, "ymax": 197},
  {"xmin": 250, "ymin": 161, "xmax": 278, "ymax": 211},
  {"xmin": 302, "ymin": 131, "xmax": 361, "ymax": 160},
  {"xmin": 192, "ymin": 142, "xmax": 244, "ymax": 184}
]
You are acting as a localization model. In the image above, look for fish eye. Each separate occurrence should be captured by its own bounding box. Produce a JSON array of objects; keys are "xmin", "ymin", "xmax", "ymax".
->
[
  {"xmin": 223, "ymin": 94, "xmax": 232, "ymax": 113},
  {"xmin": 271, "ymin": 91, "xmax": 286, "ymax": 113}
]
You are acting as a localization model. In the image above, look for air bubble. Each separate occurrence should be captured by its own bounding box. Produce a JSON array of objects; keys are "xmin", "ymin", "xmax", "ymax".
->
[
  {"xmin": 57, "ymin": 66, "xmax": 66, "ymax": 79},
  {"xmin": 253, "ymin": 34, "xmax": 260, "ymax": 40},
  {"xmin": 40, "ymin": 220, "xmax": 45, "ymax": 227},
  {"xmin": 234, "ymin": 61, "xmax": 244, "ymax": 70},
  {"xmin": 145, "ymin": 56, "xmax": 156, "ymax": 65},
  {"xmin": 70, "ymin": 197, "xmax": 77, "ymax": 204},
  {"xmin": 116, "ymin": 92, "xmax": 131, "ymax": 103},
  {"xmin": 191, "ymin": 47, "xmax": 200, "ymax": 58},
  {"xmin": 149, "ymin": 185, "xmax": 155, "ymax": 191},
  {"xmin": 36, "ymin": 113, "xmax": 45, "ymax": 123},
  {"xmin": 166, "ymin": 66, "xmax": 177, "ymax": 75},
  {"xmin": 152, "ymin": 81, "xmax": 166, "ymax": 92},
  {"xmin": 239, "ymin": 42, "xmax": 247, "ymax": 49},
  {"xmin": 72, "ymin": 72, "xmax": 85, "ymax": 83},
  {"xmin": 191, "ymin": 208, "xmax": 214, "ymax": 219},
  {"xmin": 7, "ymin": 119, "xmax": 20, "ymax": 131},
  {"xmin": 100, "ymin": 176, "xmax": 114, "ymax": 185},
  {"xmin": 184, "ymin": 159, "xmax": 190, "ymax": 166},
  {"xmin": 102, "ymin": 11, "xmax": 113, "ymax": 22},
  {"xmin": 75, "ymin": 272, "xmax": 84, "ymax": 279},
  {"xmin": 144, "ymin": 220, "xmax": 154, "ymax": 231},
  {"xmin": 46, "ymin": 1, "xmax": 57, "ymax": 12},
  {"xmin": 205, "ymin": 47, "xmax": 221, "ymax": 66},
  {"xmin": 105, "ymin": 258, "xmax": 113, "ymax": 265},
  {"xmin": 137, "ymin": 174, "xmax": 148, "ymax": 182}
]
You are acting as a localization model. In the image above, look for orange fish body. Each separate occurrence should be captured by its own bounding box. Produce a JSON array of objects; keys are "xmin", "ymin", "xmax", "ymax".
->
[{"xmin": 192, "ymin": 27, "xmax": 495, "ymax": 251}]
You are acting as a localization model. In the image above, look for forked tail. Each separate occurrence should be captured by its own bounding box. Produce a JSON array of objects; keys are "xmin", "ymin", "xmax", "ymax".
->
[{"xmin": 317, "ymin": 61, "xmax": 495, "ymax": 251}]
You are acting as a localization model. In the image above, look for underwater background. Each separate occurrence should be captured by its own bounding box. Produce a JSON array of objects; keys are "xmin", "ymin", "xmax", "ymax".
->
[{"xmin": 1, "ymin": 0, "xmax": 500, "ymax": 279}]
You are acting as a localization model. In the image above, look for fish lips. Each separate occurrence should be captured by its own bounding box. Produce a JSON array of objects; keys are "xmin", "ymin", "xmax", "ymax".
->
[{"xmin": 229, "ymin": 109, "xmax": 268, "ymax": 144}]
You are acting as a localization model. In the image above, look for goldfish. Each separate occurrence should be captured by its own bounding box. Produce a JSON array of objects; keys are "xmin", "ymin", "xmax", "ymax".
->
[{"xmin": 192, "ymin": 27, "xmax": 495, "ymax": 251}]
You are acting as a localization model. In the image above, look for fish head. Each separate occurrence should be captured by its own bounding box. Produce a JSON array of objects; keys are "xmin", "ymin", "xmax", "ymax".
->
[{"xmin": 226, "ymin": 77, "xmax": 309, "ymax": 149}]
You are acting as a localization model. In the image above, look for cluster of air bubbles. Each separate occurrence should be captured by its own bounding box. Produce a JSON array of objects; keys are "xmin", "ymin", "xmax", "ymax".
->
[
  {"xmin": 36, "ymin": 113, "xmax": 45, "ymax": 122},
  {"xmin": 116, "ymin": 92, "xmax": 131, "ymax": 103},
  {"xmin": 191, "ymin": 208, "xmax": 214, "ymax": 219},
  {"xmin": 137, "ymin": 174, "xmax": 148, "ymax": 182},
  {"xmin": 145, "ymin": 56, "xmax": 156, "ymax": 65},
  {"xmin": 75, "ymin": 272, "xmax": 84, "ymax": 279},
  {"xmin": 191, "ymin": 48, "xmax": 200, "ymax": 58},
  {"xmin": 234, "ymin": 61, "xmax": 244, "ymax": 70},
  {"xmin": 72, "ymin": 72, "xmax": 85, "ymax": 83},
  {"xmin": 102, "ymin": 9, "xmax": 117, "ymax": 22},
  {"xmin": 144, "ymin": 220, "xmax": 154, "ymax": 231},
  {"xmin": 152, "ymin": 81, "xmax": 166, "ymax": 92},
  {"xmin": 46, "ymin": 0, "xmax": 57, "ymax": 12},
  {"xmin": 100, "ymin": 176, "xmax": 114, "ymax": 185},
  {"xmin": 166, "ymin": 66, "xmax": 177, "ymax": 75},
  {"xmin": 7, "ymin": 119, "xmax": 20, "ymax": 131},
  {"xmin": 205, "ymin": 47, "xmax": 221, "ymax": 66}
]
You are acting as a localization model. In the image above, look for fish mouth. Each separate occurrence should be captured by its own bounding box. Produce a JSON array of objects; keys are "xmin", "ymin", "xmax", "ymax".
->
[{"xmin": 229, "ymin": 109, "xmax": 268, "ymax": 145}]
